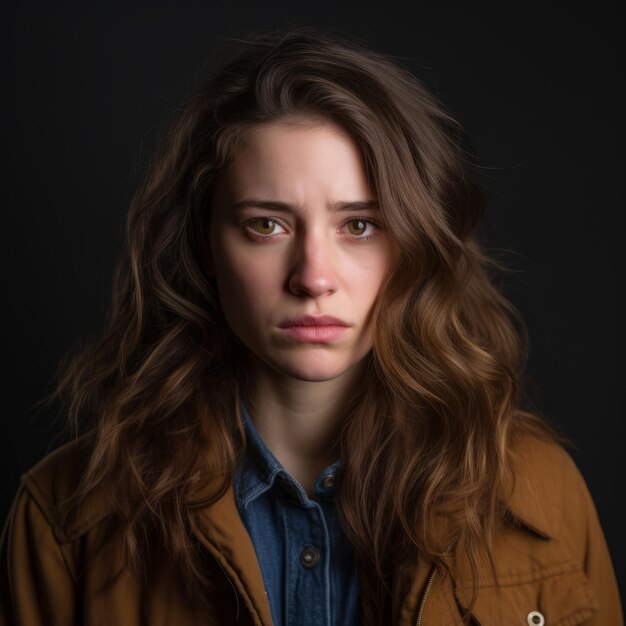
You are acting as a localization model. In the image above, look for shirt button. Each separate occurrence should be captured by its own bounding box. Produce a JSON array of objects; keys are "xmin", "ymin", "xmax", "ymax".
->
[
  {"xmin": 300, "ymin": 546, "xmax": 320, "ymax": 568},
  {"xmin": 527, "ymin": 611, "xmax": 545, "ymax": 626},
  {"xmin": 321, "ymin": 473, "xmax": 336, "ymax": 489}
]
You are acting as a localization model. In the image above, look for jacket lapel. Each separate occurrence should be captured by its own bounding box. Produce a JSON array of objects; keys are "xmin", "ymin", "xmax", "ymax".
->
[{"xmin": 190, "ymin": 482, "xmax": 274, "ymax": 626}]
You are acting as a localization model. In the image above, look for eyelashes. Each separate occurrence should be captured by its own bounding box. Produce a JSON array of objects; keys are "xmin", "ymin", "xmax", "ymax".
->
[{"xmin": 241, "ymin": 216, "xmax": 383, "ymax": 241}]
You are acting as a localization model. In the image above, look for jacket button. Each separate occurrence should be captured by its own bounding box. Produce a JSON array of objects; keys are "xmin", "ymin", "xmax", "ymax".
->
[
  {"xmin": 300, "ymin": 546, "xmax": 320, "ymax": 568},
  {"xmin": 527, "ymin": 611, "xmax": 545, "ymax": 626},
  {"xmin": 322, "ymin": 473, "xmax": 336, "ymax": 489}
]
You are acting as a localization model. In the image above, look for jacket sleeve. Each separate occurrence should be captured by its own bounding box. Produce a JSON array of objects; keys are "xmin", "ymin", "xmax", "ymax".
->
[
  {"xmin": 574, "ymin": 461, "xmax": 624, "ymax": 625},
  {"xmin": 0, "ymin": 482, "xmax": 77, "ymax": 626}
]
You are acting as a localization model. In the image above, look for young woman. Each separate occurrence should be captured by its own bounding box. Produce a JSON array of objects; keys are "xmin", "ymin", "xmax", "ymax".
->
[{"xmin": 1, "ymin": 28, "xmax": 622, "ymax": 626}]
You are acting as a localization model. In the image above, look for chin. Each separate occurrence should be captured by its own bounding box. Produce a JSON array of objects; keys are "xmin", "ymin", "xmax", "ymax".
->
[
  {"xmin": 273, "ymin": 355, "xmax": 354, "ymax": 383},
  {"xmin": 288, "ymin": 369, "xmax": 345, "ymax": 383},
  {"xmin": 246, "ymin": 341, "xmax": 367, "ymax": 383}
]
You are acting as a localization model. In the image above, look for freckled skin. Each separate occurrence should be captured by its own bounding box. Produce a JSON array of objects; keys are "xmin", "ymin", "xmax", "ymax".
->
[{"xmin": 207, "ymin": 118, "xmax": 396, "ymax": 384}]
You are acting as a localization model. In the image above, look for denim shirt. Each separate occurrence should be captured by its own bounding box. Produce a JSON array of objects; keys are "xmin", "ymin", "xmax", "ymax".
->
[{"xmin": 233, "ymin": 400, "xmax": 361, "ymax": 626}]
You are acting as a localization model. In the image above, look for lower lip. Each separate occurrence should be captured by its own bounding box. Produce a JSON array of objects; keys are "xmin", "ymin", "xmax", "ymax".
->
[{"xmin": 278, "ymin": 325, "xmax": 349, "ymax": 342}]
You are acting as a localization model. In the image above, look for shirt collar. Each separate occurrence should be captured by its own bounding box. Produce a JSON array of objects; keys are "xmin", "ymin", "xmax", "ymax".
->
[{"xmin": 234, "ymin": 399, "xmax": 343, "ymax": 510}]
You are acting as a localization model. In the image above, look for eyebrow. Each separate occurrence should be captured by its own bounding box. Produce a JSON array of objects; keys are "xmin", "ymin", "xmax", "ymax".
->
[{"xmin": 229, "ymin": 198, "xmax": 381, "ymax": 212}]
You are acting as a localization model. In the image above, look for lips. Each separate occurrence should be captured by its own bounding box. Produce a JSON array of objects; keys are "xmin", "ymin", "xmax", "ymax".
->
[
  {"xmin": 278, "ymin": 314, "xmax": 350, "ymax": 328},
  {"xmin": 278, "ymin": 325, "xmax": 349, "ymax": 342}
]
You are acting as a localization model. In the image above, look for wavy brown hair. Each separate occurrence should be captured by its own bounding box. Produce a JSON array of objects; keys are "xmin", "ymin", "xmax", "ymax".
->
[{"xmin": 43, "ymin": 27, "xmax": 562, "ymax": 625}]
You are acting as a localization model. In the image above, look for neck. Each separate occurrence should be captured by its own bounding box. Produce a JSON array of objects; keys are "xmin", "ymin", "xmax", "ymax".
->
[{"xmin": 242, "ymin": 352, "xmax": 368, "ymax": 475}]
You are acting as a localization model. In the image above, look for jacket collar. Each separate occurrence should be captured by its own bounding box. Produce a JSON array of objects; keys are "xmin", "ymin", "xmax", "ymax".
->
[
  {"xmin": 498, "ymin": 432, "xmax": 557, "ymax": 540},
  {"xmin": 502, "ymin": 484, "xmax": 554, "ymax": 540}
]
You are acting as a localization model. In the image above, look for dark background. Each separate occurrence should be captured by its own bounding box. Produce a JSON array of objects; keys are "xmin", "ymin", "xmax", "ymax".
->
[{"xmin": 3, "ymin": 0, "xmax": 624, "ymax": 609}]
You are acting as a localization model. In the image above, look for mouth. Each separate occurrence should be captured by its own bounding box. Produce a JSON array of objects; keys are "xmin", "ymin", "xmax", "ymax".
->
[
  {"xmin": 277, "ymin": 324, "xmax": 350, "ymax": 343},
  {"xmin": 278, "ymin": 314, "xmax": 350, "ymax": 328}
]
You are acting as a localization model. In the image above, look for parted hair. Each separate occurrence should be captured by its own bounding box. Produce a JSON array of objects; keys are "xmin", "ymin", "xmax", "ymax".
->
[{"xmin": 43, "ymin": 26, "xmax": 561, "ymax": 625}]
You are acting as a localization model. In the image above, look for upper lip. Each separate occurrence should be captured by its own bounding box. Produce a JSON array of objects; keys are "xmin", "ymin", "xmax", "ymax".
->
[{"xmin": 278, "ymin": 314, "xmax": 350, "ymax": 327}]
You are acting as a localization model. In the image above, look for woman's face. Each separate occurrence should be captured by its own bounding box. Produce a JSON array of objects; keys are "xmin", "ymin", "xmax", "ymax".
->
[{"xmin": 208, "ymin": 117, "xmax": 396, "ymax": 382}]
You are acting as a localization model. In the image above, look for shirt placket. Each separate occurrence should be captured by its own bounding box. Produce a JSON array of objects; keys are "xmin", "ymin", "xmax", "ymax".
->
[{"xmin": 283, "ymin": 493, "xmax": 332, "ymax": 626}]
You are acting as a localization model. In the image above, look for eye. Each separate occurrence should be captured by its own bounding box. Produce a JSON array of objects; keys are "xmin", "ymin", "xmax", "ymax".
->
[
  {"xmin": 345, "ymin": 218, "xmax": 378, "ymax": 239},
  {"xmin": 244, "ymin": 217, "xmax": 286, "ymax": 237}
]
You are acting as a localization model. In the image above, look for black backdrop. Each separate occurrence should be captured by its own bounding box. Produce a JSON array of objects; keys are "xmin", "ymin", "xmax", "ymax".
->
[{"xmin": 3, "ymin": 0, "xmax": 624, "ymax": 609}]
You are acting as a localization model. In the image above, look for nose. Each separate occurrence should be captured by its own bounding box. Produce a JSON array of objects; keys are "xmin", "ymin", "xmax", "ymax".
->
[{"xmin": 287, "ymin": 228, "xmax": 339, "ymax": 298}]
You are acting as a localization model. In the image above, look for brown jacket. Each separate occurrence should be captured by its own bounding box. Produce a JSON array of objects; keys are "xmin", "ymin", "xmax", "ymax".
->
[{"xmin": 1, "ymin": 432, "xmax": 622, "ymax": 626}]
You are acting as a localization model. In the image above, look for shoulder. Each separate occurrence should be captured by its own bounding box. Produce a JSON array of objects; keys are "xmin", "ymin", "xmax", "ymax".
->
[
  {"xmin": 455, "ymin": 428, "xmax": 623, "ymax": 623},
  {"xmin": 14, "ymin": 432, "xmax": 109, "ymax": 544}
]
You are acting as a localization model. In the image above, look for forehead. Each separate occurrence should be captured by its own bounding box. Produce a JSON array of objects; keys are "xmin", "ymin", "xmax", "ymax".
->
[{"xmin": 214, "ymin": 118, "xmax": 374, "ymax": 204}]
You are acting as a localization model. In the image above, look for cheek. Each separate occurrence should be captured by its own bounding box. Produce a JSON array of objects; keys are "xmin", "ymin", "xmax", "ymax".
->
[
  {"xmin": 346, "ymin": 252, "xmax": 390, "ymax": 300},
  {"xmin": 215, "ymin": 245, "xmax": 282, "ymax": 321}
]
